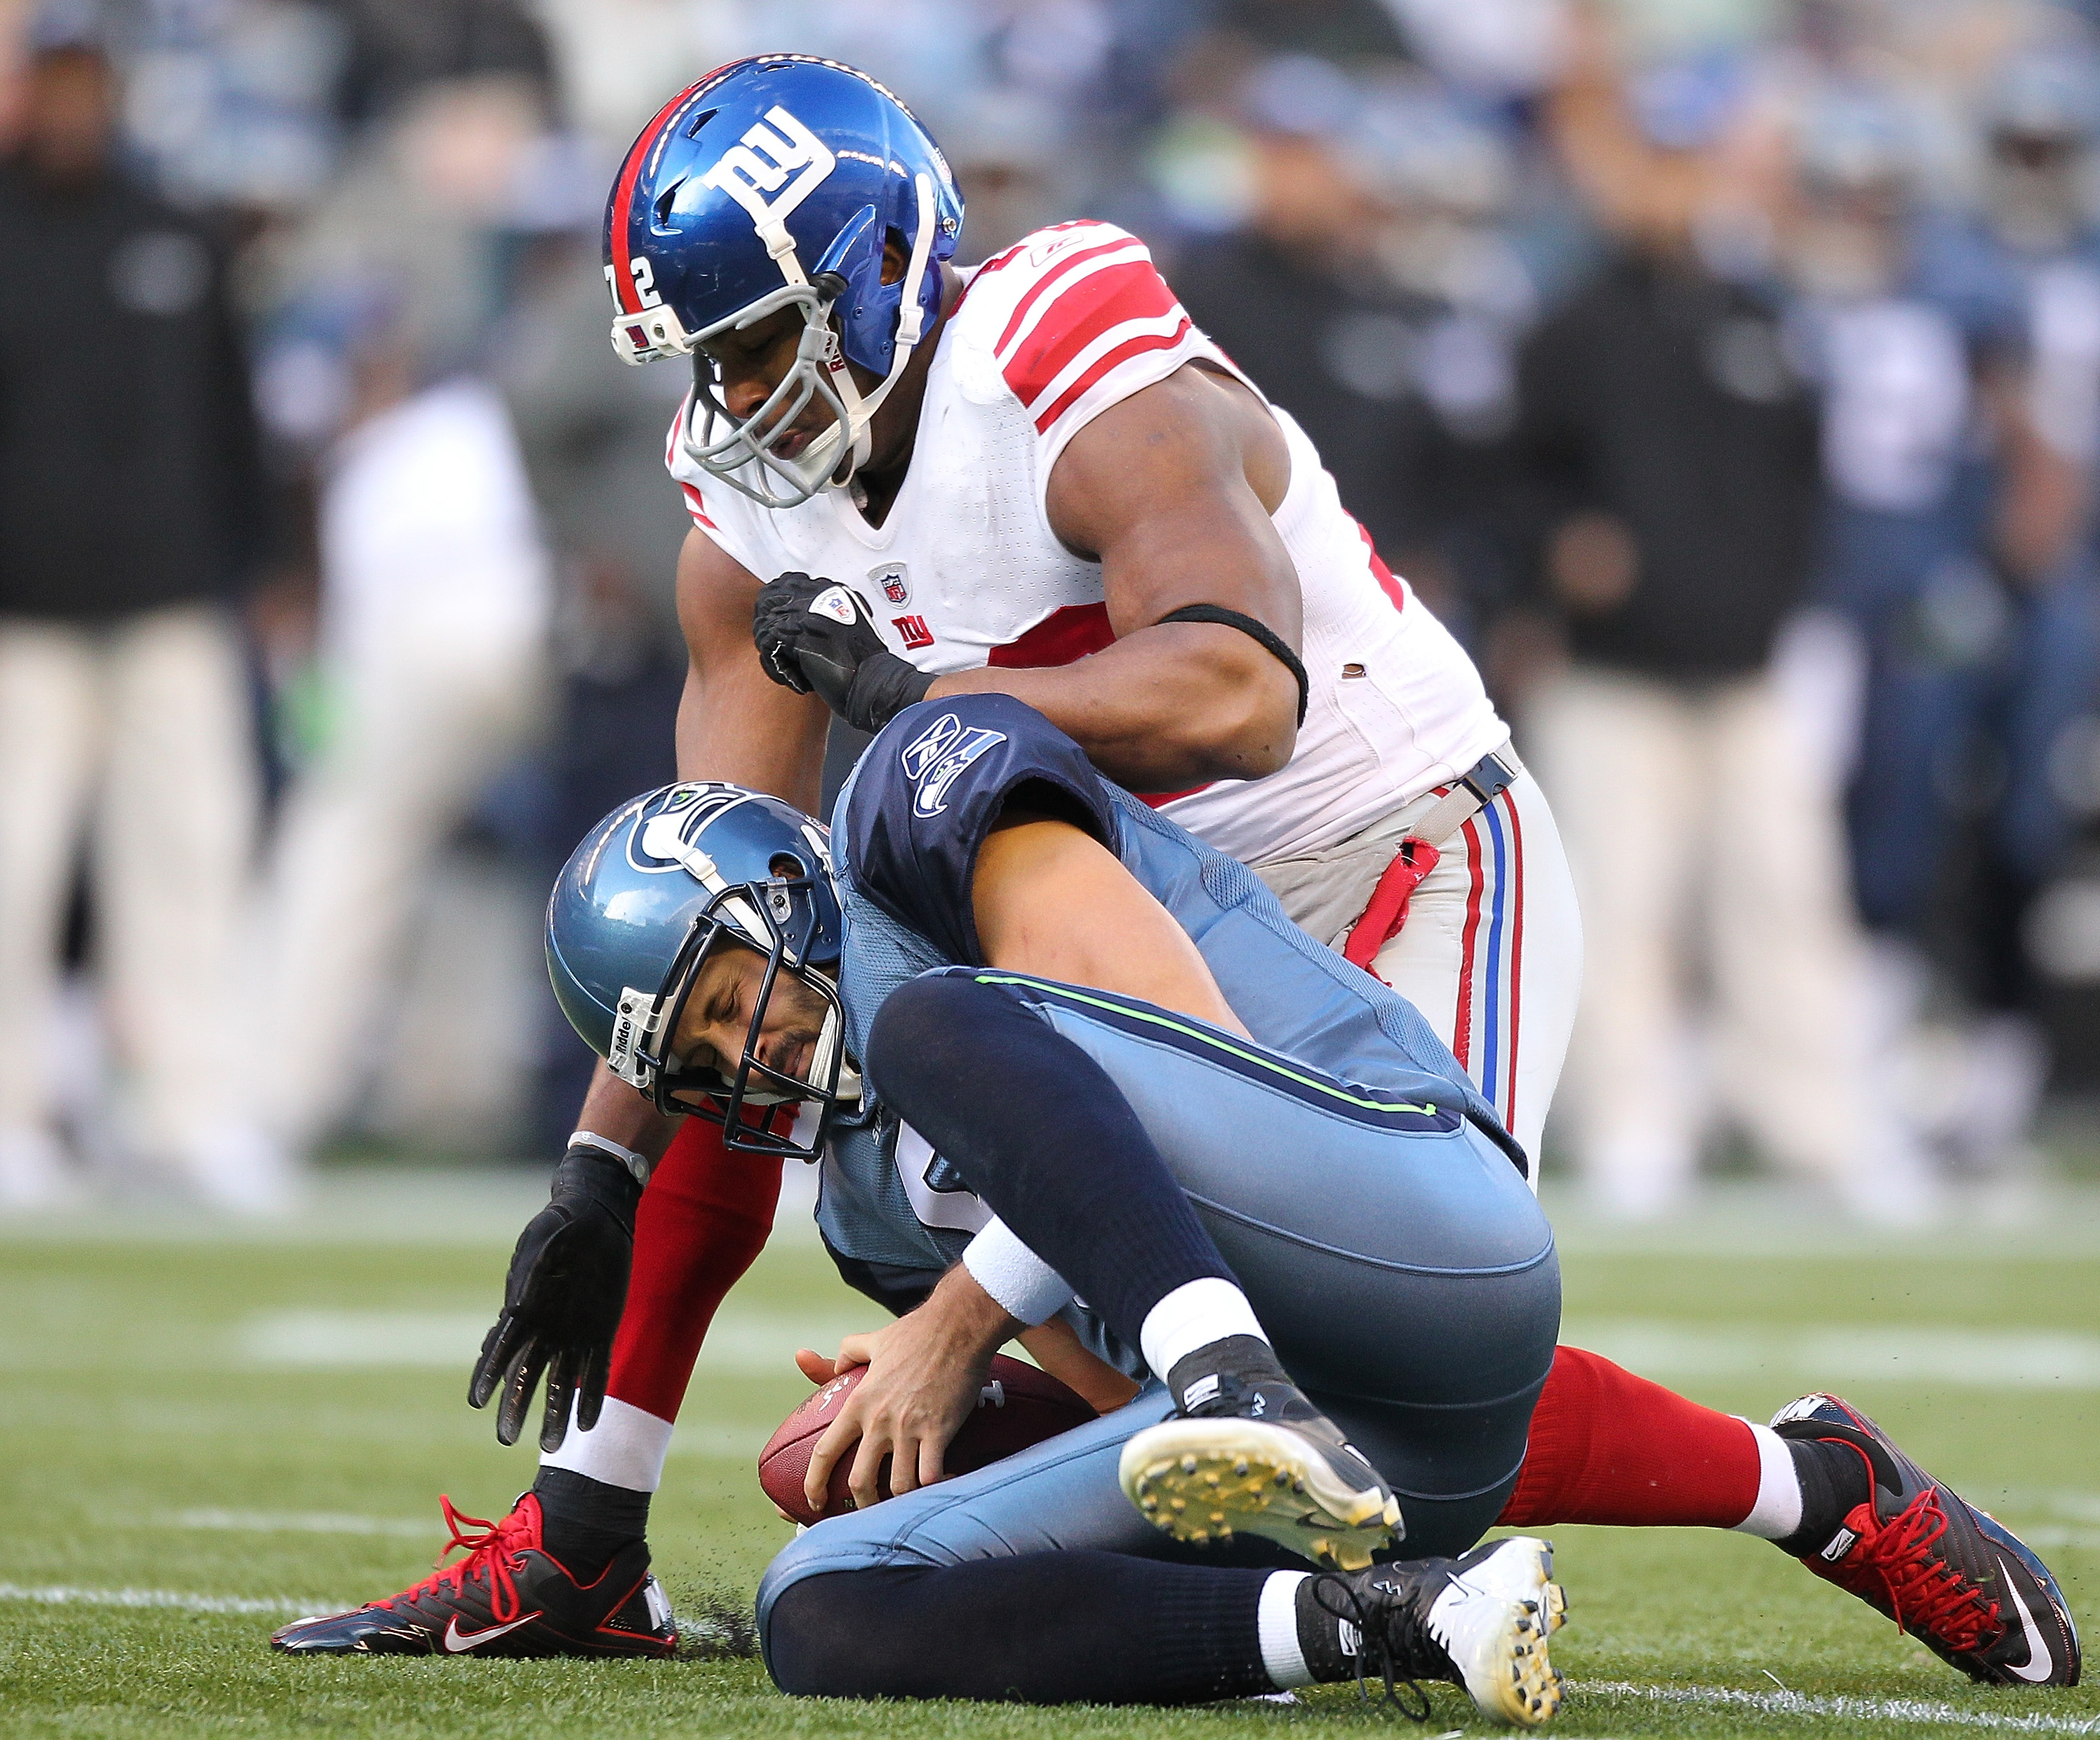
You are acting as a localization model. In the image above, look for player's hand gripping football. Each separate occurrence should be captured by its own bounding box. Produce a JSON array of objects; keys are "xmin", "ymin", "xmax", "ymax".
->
[
  {"xmin": 752, "ymin": 570, "xmax": 932, "ymax": 734},
  {"xmin": 468, "ymin": 1144, "xmax": 643, "ymax": 1452},
  {"xmin": 801, "ymin": 1266, "xmax": 1020, "ymax": 1511}
]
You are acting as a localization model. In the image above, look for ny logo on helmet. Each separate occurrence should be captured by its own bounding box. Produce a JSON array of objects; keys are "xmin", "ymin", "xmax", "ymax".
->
[
  {"xmin": 701, "ymin": 106, "xmax": 836, "ymax": 242},
  {"xmin": 899, "ymin": 712, "xmax": 1005, "ymax": 818}
]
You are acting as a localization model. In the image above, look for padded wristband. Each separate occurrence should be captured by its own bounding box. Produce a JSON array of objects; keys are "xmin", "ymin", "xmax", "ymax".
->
[
  {"xmin": 1158, "ymin": 605, "xmax": 1309, "ymax": 725},
  {"xmin": 961, "ymin": 1216, "xmax": 1075, "ymax": 1326},
  {"xmin": 844, "ymin": 650, "xmax": 936, "ymax": 734}
]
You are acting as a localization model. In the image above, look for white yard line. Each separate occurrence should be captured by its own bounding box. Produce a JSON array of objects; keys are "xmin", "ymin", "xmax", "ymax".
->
[
  {"xmin": 1559, "ymin": 1319, "xmax": 2100, "ymax": 1389},
  {"xmin": 233, "ymin": 1307, "xmax": 869, "ymax": 1373},
  {"xmin": 0, "ymin": 1583, "xmax": 337, "ymax": 1617},
  {"xmin": 158, "ymin": 1508, "xmax": 436, "ymax": 1538},
  {"xmin": 1574, "ymin": 1679, "xmax": 2100, "ymax": 1732}
]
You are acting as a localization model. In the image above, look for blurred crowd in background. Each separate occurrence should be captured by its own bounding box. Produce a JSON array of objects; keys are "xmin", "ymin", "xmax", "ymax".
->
[{"xmin": 6, "ymin": 0, "xmax": 2100, "ymax": 1221}]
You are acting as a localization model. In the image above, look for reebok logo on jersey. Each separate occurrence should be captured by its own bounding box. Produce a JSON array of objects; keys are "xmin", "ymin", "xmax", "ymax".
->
[
  {"xmin": 892, "ymin": 613, "xmax": 934, "ymax": 650},
  {"xmin": 899, "ymin": 713, "xmax": 1006, "ymax": 818}
]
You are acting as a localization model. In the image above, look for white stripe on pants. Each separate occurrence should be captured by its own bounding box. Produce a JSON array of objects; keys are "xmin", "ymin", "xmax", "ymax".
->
[
  {"xmin": 0, "ymin": 608, "xmax": 256, "ymax": 1153},
  {"xmin": 1251, "ymin": 770, "xmax": 1583, "ymax": 1172}
]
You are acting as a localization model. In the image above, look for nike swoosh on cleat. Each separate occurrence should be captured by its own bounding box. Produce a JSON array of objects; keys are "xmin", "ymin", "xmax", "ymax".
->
[
  {"xmin": 440, "ymin": 1612, "xmax": 542, "ymax": 1653},
  {"xmin": 2003, "ymin": 1578, "xmax": 2057, "ymax": 1683}
]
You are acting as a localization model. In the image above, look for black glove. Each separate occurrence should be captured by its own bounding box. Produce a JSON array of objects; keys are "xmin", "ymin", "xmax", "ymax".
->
[
  {"xmin": 752, "ymin": 570, "xmax": 933, "ymax": 734},
  {"xmin": 468, "ymin": 1145, "xmax": 644, "ymax": 1452}
]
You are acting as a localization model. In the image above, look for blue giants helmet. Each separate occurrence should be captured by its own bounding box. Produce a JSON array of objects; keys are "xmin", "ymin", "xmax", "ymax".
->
[
  {"xmin": 546, "ymin": 783, "xmax": 853, "ymax": 1162},
  {"xmin": 602, "ymin": 56, "xmax": 964, "ymax": 507}
]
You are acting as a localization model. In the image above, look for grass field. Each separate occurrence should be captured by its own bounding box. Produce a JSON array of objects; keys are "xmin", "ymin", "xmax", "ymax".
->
[{"xmin": 4, "ymin": 1168, "xmax": 2099, "ymax": 1739}]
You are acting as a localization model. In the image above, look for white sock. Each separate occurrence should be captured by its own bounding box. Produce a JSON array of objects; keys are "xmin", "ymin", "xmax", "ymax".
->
[
  {"xmin": 1257, "ymin": 1570, "xmax": 1315, "ymax": 1689},
  {"xmin": 538, "ymin": 1396, "xmax": 674, "ymax": 1494},
  {"xmin": 1730, "ymin": 1419, "xmax": 1804, "ymax": 1540},
  {"xmin": 1138, "ymin": 1277, "xmax": 1268, "ymax": 1385}
]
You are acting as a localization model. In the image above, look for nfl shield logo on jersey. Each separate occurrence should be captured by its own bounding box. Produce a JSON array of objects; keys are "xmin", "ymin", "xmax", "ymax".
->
[{"xmin": 872, "ymin": 562, "xmax": 910, "ymax": 605}]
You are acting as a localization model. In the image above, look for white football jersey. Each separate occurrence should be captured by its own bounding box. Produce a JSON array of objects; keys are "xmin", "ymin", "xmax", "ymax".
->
[{"xmin": 667, "ymin": 220, "xmax": 1505, "ymax": 864}]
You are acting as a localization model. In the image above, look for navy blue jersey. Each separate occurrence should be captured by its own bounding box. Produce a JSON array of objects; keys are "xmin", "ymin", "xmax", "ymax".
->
[{"xmin": 809, "ymin": 694, "xmax": 1519, "ymax": 1334}]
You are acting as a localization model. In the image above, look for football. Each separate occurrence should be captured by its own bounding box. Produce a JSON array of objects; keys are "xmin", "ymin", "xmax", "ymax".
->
[{"xmin": 758, "ymin": 1354, "xmax": 1098, "ymax": 1525}]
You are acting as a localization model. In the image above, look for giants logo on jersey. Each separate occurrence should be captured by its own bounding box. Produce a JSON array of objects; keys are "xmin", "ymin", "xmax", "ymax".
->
[{"xmin": 892, "ymin": 614, "xmax": 934, "ymax": 650}]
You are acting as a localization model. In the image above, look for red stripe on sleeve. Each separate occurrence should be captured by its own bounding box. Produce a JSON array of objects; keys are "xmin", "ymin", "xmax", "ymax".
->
[
  {"xmin": 679, "ymin": 482, "xmax": 718, "ymax": 531},
  {"xmin": 1004, "ymin": 262, "xmax": 1182, "ymax": 407},
  {"xmin": 992, "ymin": 234, "xmax": 1139, "ymax": 356},
  {"xmin": 1032, "ymin": 321, "xmax": 1192, "ymax": 435}
]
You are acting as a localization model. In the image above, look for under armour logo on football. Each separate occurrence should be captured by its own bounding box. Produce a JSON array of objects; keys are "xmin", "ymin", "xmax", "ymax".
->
[{"xmin": 700, "ymin": 106, "xmax": 835, "ymax": 255}]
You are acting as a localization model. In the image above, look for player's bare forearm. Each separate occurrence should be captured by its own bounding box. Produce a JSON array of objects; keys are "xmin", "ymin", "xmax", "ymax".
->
[
  {"xmin": 929, "ymin": 622, "xmax": 1296, "ymax": 790},
  {"xmin": 575, "ymin": 1060, "xmax": 681, "ymax": 1160},
  {"xmin": 1016, "ymin": 1316, "xmax": 1141, "ymax": 1414},
  {"xmin": 673, "ymin": 526, "xmax": 831, "ymax": 807},
  {"xmin": 937, "ymin": 365, "xmax": 1303, "ymax": 791},
  {"xmin": 973, "ymin": 811, "xmax": 1250, "ymax": 1036}
]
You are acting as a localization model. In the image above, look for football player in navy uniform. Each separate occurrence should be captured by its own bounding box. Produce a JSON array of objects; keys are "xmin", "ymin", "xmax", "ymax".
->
[{"xmin": 274, "ymin": 697, "xmax": 2080, "ymax": 1700}]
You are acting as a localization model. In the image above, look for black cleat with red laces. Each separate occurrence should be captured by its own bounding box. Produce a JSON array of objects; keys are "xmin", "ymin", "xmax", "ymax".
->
[
  {"xmin": 1770, "ymin": 1394, "xmax": 2080, "ymax": 1687},
  {"xmin": 269, "ymin": 1493, "xmax": 678, "ymax": 1658}
]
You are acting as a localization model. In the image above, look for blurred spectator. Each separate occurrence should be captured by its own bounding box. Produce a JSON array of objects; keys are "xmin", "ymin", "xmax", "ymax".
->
[
  {"xmin": 1781, "ymin": 76, "xmax": 2069, "ymax": 1184},
  {"xmin": 941, "ymin": 85, "xmax": 1075, "ymax": 261},
  {"xmin": 0, "ymin": 36, "xmax": 281, "ymax": 1210},
  {"xmin": 496, "ymin": 236, "xmax": 688, "ymax": 1143},
  {"xmin": 1955, "ymin": 46, "xmax": 2100, "ymax": 1166},
  {"xmin": 333, "ymin": 0, "xmax": 554, "ymax": 128},
  {"xmin": 1799, "ymin": 46, "xmax": 2100, "ymax": 1177},
  {"xmin": 1513, "ymin": 18, "xmax": 1922, "ymax": 1220},
  {"xmin": 259, "ymin": 314, "xmax": 550, "ymax": 1158},
  {"xmin": 1170, "ymin": 59, "xmax": 1528, "ymax": 635},
  {"xmin": 122, "ymin": 0, "xmax": 351, "ymax": 216}
]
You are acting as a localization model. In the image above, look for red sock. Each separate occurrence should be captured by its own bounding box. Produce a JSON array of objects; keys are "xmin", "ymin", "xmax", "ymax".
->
[
  {"xmin": 603, "ymin": 1118, "xmax": 783, "ymax": 1422},
  {"xmin": 1495, "ymin": 1345, "xmax": 1761, "ymax": 1529}
]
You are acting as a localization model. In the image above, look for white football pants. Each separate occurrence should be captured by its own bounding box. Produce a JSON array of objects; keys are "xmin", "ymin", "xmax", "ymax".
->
[
  {"xmin": 0, "ymin": 606, "xmax": 258, "ymax": 1155},
  {"xmin": 1252, "ymin": 765, "xmax": 1583, "ymax": 1173}
]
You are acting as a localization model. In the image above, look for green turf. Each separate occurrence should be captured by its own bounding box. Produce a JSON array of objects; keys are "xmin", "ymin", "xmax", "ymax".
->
[{"xmin": 3, "ymin": 1176, "xmax": 2099, "ymax": 1738}]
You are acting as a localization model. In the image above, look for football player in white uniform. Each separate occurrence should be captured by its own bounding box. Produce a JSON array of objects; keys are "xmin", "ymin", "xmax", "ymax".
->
[{"xmin": 270, "ymin": 58, "xmax": 2081, "ymax": 1694}]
